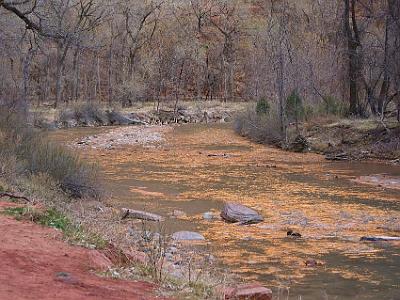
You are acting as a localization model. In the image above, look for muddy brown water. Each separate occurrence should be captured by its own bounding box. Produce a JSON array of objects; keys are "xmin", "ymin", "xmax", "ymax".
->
[{"xmin": 49, "ymin": 124, "xmax": 400, "ymax": 299}]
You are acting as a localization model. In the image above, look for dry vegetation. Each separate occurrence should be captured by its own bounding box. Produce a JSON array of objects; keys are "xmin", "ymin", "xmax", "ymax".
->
[
  {"xmin": 0, "ymin": 108, "xmax": 101, "ymax": 198},
  {"xmin": 0, "ymin": 0, "xmax": 398, "ymax": 119},
  {"xmin": 235, "ymin": 99, "xmax": 400, "ymax": 159},
  {"xmin": 0, "ymin": 0, "xmax": 398, "ymax": 160}
]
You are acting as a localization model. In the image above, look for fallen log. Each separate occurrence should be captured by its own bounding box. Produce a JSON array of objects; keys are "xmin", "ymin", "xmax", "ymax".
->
[
  {"xmin": 325, "ymin": 152, "xmax": 349, "ymax": 161},
  {"xmin": 360, "ymin": 236, "xmax": 400, "ymax": 242},
  {"xmin": 208, "ymin": 153, "xmax": 228, "ymax": 157},
  {"xmin": 121, "ymin": 208, "xmax": 164, "ymax": 222},
  {"xmin": 207, "ymin": 153, "xmax": 235, "ymax": 158},
  {"xmin": 0, "ymin": 192, "xmax": 32, "ymax": 203}
]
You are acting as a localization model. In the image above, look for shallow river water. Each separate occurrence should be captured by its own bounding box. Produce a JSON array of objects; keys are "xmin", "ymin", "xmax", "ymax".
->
[{"xmin": 50, "ymin": 124, "xmax": 400, "ymax": 299}]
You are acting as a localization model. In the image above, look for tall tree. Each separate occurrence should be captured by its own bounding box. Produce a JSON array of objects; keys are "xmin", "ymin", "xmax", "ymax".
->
[{"xmin": 343, "ymin": 0, "xmax": 361, "ymax": 115}]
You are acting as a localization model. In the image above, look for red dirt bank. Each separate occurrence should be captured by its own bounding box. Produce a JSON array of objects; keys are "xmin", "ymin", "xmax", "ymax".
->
[{"xmin": 0, "ymin": 202, "xmax": 165, "ymax": 300}]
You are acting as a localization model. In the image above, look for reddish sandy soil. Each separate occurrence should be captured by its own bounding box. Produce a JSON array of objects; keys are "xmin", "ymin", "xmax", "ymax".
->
[{"xmin": 0, "ymin": 202, "xmax": 165, "ymax": 300}]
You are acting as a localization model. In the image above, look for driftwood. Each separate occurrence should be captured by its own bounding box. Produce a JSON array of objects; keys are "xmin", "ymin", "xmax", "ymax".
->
[
  {"xmin": 325, "ymin": 152, "xmax": 349, "ymax": 161},
  {"xmin": 289, "ymin": 135, "xmax": 309, "ymax": 153},
  {"xmin": 207, "ymin": 153, "xmax": 229, "ymax": 158},
  {"xmin": 207, "ymin": 153, "xmax": 235, "ymax": 158},
  {"xmin": 391, "ymin": 158, "xmax": 400, "ymax": 165},
  {"xmin": 0, "ymin": 192, "xmax": 32, "ymax": 203},
  {"xmin": 121, "ymin": 208, "xmax": 164, "ymax": 222},
  {"xmin": 360, "ymin": 236, "xmax": 400, "ymax": 242}
]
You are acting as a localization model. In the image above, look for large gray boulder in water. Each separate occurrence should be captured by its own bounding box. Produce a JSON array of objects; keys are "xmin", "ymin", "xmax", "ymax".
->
[{"xmin": 221, "ymin": 203, "xmax": 263, "ymax": 224}]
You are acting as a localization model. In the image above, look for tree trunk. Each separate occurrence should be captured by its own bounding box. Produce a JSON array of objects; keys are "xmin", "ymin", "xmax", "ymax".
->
[
  {"xmin": 128, "ymin": 49, "xmax": 136, "ymax": 81},
  {"xmin": 173, "ymin": 60, "xmax": 185, "ymax": 121},
  {"xmin": 344, "ymin": 0, "xmax": 360, "ymax": 115},
  {"xmin": 222, "ymin": 36, "xmax": 234, "ymax": 102},
  {"xmin": 43, "ymin": 54, "xmax": 50, "ymax": 106},
  {"xmin": 277, "ymin": 49, "xmax": 286, "ymax": 140},
  {"xmin": 55, "ymin": 41, "xmax": 69, "ymax": 108},
  {"xmin": 72, "ymin": 47, "xmax": 81, "ymax": 102},
  {"xmin": 156, "ymin": 56, "xmax": 163, "ymax": 114},
  {"xmin": 21, "ymin": 41, "xmax": 36, "ymax": 114},
  {"xmin": 253, "ymin": 51, "xmax": 259, "ymax": 100},
  {"xmin": 397, "ymin": 99, "xmax": 400, "ymax": 122},
  {"xmin": 378, "ymin": 15, "xmax": 390, "ymax": 116},
  {"xmin": 55, "ymin": 62, "xmax": 63, "ymax": 108},
  {"xmin": 108, "ymin": 25, "xmax": 114, "ymax": 106},
  {"xmin": 94, "ymin": 52, "xmax": 101, "ymax": 101},
  {"xmin": 277, "ymin": 20, "xmax": 287, "ymax": 141}
]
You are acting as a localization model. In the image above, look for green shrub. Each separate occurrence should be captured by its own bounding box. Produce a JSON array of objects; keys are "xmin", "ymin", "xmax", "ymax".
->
[
  {"xmin": 35, "ymin": 208, "xmax": 71, "ymax": 230},
  {"xmin": 255, "ymin": 98, "xmax": 270, "ymax": 115},
  {"xmin": 3, "ymin": 206, "xmax": 107, "ymax": 248},
  {"xmin": 3, "ymin": 207, "xmax": 69, "ymax": 229},
  {"xmin": 3, "ymin": 207, "xmax": 27, "ymax": 219},
  {"xmin": 304, "ymin": 105, "xmax": 314, "ymax": 121},
  {"xmin": 4, "ymin": 206, "xmax": 72, "ymax": 231},
  {"xmin": 286, "ymin": 90, "xmax": 305, "ymax": 123},
  {"xmin": 320, "ymin": 96, "xmax": 347, "ymax": 116}
]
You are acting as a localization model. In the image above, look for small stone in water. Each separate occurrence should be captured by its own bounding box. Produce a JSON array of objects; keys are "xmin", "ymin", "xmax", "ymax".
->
[
  {"xmin": 171, "ymin": 210, "xmax": 187, "ymax": 218},
  {"xmin": 203, "ymin": 212, "xmax": 214, "ymax": 220},
  {"xmin": 305, "ymin": 259, "xmax": 318, "ymax": 267},
  {"xmin": 287, "ymin": 229, "xmax": 302, "ymax": 237}
]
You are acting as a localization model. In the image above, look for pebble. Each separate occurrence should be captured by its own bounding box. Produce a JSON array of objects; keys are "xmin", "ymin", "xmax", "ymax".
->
[{"xmin": 203, "ymin": 212, "xmax": 215, "ymax": 220}]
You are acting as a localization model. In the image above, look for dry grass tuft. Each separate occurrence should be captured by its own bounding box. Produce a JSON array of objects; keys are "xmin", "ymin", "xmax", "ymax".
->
[{"xmin": 0, "ymin": 107, "xmax": 101, "ymax": 199}]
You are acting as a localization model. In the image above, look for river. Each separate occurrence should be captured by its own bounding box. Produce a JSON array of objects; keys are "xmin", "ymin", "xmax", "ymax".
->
[{"xmin": 49, "ymin": 124, "xmax": 400, "ymax": 299}]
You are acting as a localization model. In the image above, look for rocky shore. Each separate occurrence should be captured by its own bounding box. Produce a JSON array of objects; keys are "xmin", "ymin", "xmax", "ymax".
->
[
  {"xmin": 74, "ymin": 126, "xmax": 171, "ymax": 149},
  {"xmin": 303, "ymin": 117, "xmax": 400, "ymax": 161},
  {"xmin": 34, "ymin": 102, "xmax": 238, "ymax": 129}
]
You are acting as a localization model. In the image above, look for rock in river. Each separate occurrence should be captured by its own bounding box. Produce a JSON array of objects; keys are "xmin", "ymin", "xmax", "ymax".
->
[
  {"xmin": 172, "ymin": 231, "xmax": 205, "ymax": 241},
  {"xmin": 221, "ymin": 283, "xmax": 272, "ymax": 300},
  {"xmin": 170, "ymin": 210, "xmax": 187, "ymax": 218},
  {"xmin": 360, "ymin": 236, "xmax": 400, "ymax": 242},
  {"xmin": 221, "ymin": 203, "xmax": 263, "ymax": 224}
]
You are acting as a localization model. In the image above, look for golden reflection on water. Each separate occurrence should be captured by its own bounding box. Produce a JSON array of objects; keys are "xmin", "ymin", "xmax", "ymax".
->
[{"xmin": 50, "ymin": 124, "xmax": 400, "ymax": 297}]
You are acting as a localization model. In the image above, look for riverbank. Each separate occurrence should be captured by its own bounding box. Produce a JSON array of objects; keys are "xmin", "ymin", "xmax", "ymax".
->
[
  {"xmin": 0, "ymin": 202, "xmax": 165, "ymax": 300},
  {"xmin": 0, "ymin": 174, "xmax": 244, "ymax": 300},
  {"xmin": 304, "ymin": 117, "xmax": 400, "ymax": 162},
  {"xmin": 34, "ymin": 100, "xmax": 400, "ymax": 162},
  {"xmin": 32, "ymin": 101, "xmax": 245, "ymax": 129},
  {"xmin": 235, "ymin": 110, "xmax": 400, "ymax": 162}
]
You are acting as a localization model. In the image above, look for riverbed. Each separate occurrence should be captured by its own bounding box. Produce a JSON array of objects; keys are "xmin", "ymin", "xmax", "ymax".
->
[{"xmin": 49, "ymin": 124, "xmax": 400, "ymax": 299}]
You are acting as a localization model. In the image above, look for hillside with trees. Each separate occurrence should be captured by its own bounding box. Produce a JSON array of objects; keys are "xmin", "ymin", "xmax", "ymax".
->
[{"xmin": 1, "ymin": 0, "xmax": 399, "ymax": 118}]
